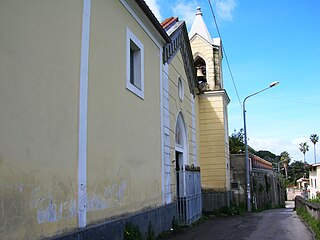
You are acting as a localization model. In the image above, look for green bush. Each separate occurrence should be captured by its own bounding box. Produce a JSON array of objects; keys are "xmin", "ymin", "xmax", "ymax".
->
[
  {"xmin": 310, "ymin": 198, "xmax": 320, "ymax": 204},
  {"xmin": 123, "ymin": 223, "xmax": 142, "ymax": 240}
]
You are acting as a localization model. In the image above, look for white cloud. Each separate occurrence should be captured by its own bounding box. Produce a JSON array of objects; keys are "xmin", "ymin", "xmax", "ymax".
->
[
  {"xmin": 144, "ymin": 0, "xmax": 163, "ymax": 21},
  {"xmin": 213, "ymin": 0, "xmax": 236, "ymax": 21},
  {"xmin": 172, "ymin": 0, "xmax": 197, "ymax": 28},
  {"xmin": 292, "ymin": 137, "xmax": 309, "ymax": 145},
  {"xmin": 142, "ymin": 0, "xmax": 236, "ymax": 27},
  {"xmin": 249, "ymin": 137, "xmax": 318, "ymax": 164}
]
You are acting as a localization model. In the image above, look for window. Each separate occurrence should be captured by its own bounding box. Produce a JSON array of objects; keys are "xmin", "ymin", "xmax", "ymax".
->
[
  {"xmin": 178, "ymin": 77, "xmax": 184, "ymax": 102},
  {"xmin": 231, "ymin": 182, "xmax": 239, "ymax": 189},
  {"xmin": 126, "ymin": 27, "xmax": 144, "ymax": 99}
]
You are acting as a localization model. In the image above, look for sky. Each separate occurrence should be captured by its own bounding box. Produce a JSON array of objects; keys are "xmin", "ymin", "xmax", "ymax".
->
[{"xmin": 145, "ymin": 0, "xmax": 320, "ymax": 163}]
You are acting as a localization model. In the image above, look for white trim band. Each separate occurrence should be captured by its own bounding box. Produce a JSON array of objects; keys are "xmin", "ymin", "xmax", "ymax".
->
[{"xmin": 78, "ymin": 0, "xmax": 91, "ymax": 229}]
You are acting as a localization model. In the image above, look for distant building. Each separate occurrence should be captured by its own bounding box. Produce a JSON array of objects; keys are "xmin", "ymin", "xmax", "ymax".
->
[{"xmin": 308, "ymin": 163, "xmax": 320, "ymax": 199}]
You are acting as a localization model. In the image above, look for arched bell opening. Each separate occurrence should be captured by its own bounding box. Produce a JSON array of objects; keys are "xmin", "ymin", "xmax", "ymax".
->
[{"xmin": 194, "ymin": 56, "xmax": 207, "ymax": 84}]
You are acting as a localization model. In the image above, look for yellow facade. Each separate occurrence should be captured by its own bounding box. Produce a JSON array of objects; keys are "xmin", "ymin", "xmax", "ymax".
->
[
  {"xmin": 0, "ymin": 1, "xmax": 82, "ymax": 239},
  {"xmin": 168, "ymin": 50, "xmax": 197, "ymax": 165},
  {"xmin": 160, "ymin": 49, "xmax": 199, "ymax": 201},
  {"xmin": 0, "ymin": 0, "xmax": 167, "ymax": 239},
  {"xmin": 86, "ymin": 0, "xmax": 163, "ymax": 223},
  {"xmin": 198, "ymin": 93, "xmax": 230, "ymax": 191}
]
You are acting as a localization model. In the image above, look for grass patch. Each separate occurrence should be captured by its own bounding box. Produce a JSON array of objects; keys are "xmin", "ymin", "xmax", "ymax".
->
[
  {"xmin": 310, "ymin": 198, "xmax": 320, "ymax": 204},
  {"xmin": 296, "ymin": 207, "xmax": 320, "ymax": 240}
]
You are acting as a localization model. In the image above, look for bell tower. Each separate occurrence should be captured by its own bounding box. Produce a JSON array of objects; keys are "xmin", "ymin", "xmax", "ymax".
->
[
  {"xmin": 189, "ymin": 7, "xmax": 224, "ymax": 92},
  {"xmin": 189, "ymin": 7, "xmax": 231, "ymax": 211}
]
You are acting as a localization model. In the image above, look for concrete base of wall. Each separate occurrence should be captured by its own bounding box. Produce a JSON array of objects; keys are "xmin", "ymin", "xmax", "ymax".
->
[
  {"xmin": 50, "ymin": 202, "xmax": 177, "ymax": 240},
  {"xmin": 202, "ymin": 190, "xmax": 231, "ymax": 212}
]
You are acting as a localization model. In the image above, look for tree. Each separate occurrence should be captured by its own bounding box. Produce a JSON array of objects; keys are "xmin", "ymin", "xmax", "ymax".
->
[
  {"xmin": 229, "ymin": 128, "xmax": 257, "ymax": 154},
  {"xmin": 229, "ymin": 129, "xmax": 245, "ymax": 154},
  {"xmin": 299, "ymin": 142, "xmax": 309, "ymax": 170},
  {"xmin": 310, "ymin": 134, "xmax": 319, "ymax": 164},
  {"xmin": 255, "ymin": 150, "xmax": 278, "ymax": 164},
  {"xmin": 288, "ymin": 160, "xmax": 308, "ymax": 185},
  {"xmin": 280, "ymin": 151, "xmax": 291, "ymax": 179}
]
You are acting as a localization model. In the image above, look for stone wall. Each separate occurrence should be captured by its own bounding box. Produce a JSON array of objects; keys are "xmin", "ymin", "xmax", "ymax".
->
[
  {"xmin": 230, "ymin": 154, "xmax": 286, "ymax": 210},
  {"xmin": 251, "ymin": 169, "xmax": 283, "ymax": 209},
  {"xmin": 295, "ymin": 196, "xmax": 320, "ymax": 221},
  {"xmin": 202, "ymin": 190, "xmax": 231, "ymax": 212}
]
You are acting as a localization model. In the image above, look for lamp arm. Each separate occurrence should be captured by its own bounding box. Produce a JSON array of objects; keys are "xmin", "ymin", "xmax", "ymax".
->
[{"xmin": 243, "ymin": 86, "xmax": 271, "ymax": 108}]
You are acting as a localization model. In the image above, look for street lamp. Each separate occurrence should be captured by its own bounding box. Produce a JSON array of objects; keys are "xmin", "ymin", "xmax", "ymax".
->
[{"xmin": 243, "ymin": 81, "xmax": 279, "ymax": 212}]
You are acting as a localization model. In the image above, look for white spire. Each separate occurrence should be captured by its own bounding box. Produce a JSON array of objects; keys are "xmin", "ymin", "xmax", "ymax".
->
[{"xmin": 189, "ymin": 6, "xmax": 212, "ymax": 43}]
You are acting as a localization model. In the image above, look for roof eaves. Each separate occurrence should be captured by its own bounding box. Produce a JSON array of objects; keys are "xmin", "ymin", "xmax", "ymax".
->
[
  {"xmin": 310, "ymin": 163, "xmax": 320, "ymax": 167},
  {"xmin": 162, "ymin": 21, "xmax": 198, "ymax": 96},
  {"xmin": 135, "ymin": 0, "xmax": 171, "ymax": 43},
  {"xmin": 189, "ymin": 33, "xmax": 213, "ymax": 46}
]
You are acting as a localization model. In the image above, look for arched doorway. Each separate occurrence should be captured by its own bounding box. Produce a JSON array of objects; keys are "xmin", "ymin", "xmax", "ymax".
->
[
  {"xmin": 175, "ymin": 112, "xmax": 202, "ymax": 224},
  {"xmin": 175, "ymin": 112, "xmax": 188, "ymax": 199}
]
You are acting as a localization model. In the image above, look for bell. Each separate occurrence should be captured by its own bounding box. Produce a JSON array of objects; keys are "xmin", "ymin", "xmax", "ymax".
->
[{"xmin": 196, "ymin": 67, "xmax": 204, "ymax": 78}]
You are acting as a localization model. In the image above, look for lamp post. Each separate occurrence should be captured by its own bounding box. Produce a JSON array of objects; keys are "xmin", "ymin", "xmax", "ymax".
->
[{"xmin": 243, "ymin": 81, "xmax": 279, "ymax": 212}]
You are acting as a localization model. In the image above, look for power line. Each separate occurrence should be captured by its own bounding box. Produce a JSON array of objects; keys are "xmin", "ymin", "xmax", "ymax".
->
[
  {"xmin": 208, "ymin": 0, "xmax": 242, "ymax": 109},
  {"xmin": 259, "ymin": 95, "xmax": 320, "ymax": 108}
]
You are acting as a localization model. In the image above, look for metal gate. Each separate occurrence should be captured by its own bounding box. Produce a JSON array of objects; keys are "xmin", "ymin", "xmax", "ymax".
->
[{"xmin": 177, "ymin": 168, "xmax": 202, "ymax": 225}]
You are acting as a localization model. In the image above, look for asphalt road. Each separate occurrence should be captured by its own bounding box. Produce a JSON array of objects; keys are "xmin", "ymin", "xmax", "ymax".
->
[{"xmin": 159, "ymin": 201, "xmax": 314, "ymax": 240}]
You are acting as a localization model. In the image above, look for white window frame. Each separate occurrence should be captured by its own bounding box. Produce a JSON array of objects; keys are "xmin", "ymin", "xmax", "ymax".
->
[{"xmin": 126, "ymin": 27, "xmax": 144, "ymax": 99}]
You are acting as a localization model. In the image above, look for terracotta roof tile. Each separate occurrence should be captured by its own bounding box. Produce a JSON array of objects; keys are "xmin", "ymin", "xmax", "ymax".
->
[{"xmin": 161, "ymin": 17, "xmax": 178, "ymax": 30}]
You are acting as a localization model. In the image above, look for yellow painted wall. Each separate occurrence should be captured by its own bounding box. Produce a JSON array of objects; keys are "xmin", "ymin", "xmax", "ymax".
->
[
  {"xmin": 167, "ymin": 50, "xmax": 198, "ymax": 198},
  {"xmin": 169, "ymin": 51, "xmax": 196, "ymax": 164},
  {"xmin": 0, "ymin": 1, "xmax": 82, "ymax": 239},
  {"xmin": 86, "ymin": 0, "xmax": 163, "ymax": 223},
  {"xmin": 198, "ymin": 93, "xmax": 230, "ymax": 191},
  {"xmin": 1, "ymin": 1, "xmax": 200, "ymax": 239}
]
